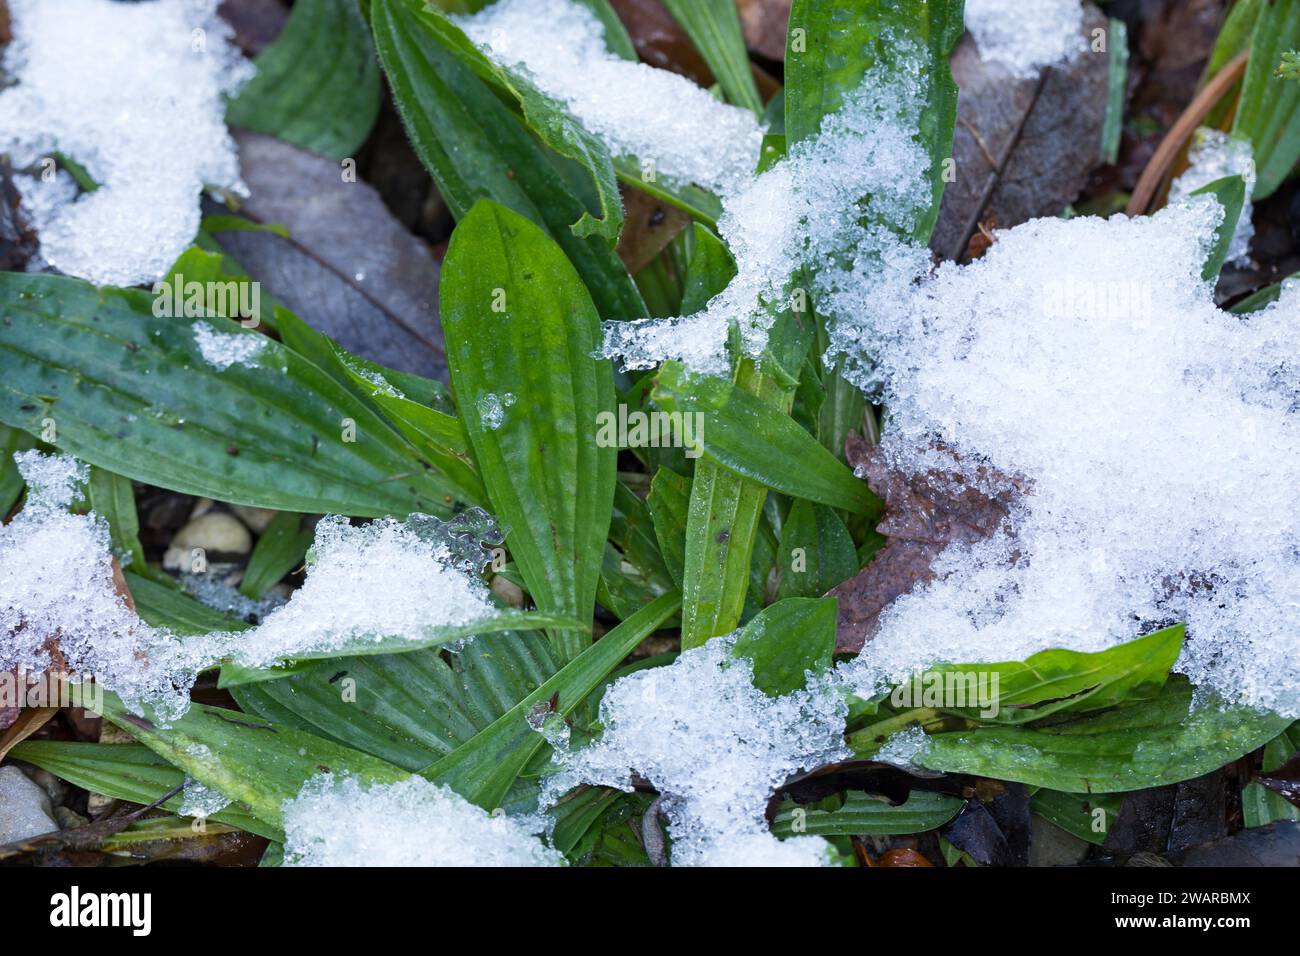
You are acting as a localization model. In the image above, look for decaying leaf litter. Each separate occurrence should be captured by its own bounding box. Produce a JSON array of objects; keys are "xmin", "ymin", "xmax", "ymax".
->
[{"xmin": 0, "ymin": 0, "xmax": 1299, "ymax": 867}]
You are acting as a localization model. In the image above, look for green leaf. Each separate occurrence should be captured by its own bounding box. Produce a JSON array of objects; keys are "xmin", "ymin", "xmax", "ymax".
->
[
  {"xmin": 1100, "ymin": 19, "xmax": 1129, "ymax": 165},
  {"xmin": 225, "ymin": 0, "xmax": 382, "ymax": 160},
  {"xmin": 599, "ymin": 482, "xmax": 676, "ymax": 618},
  {"xmin": 10, "ymin": 740, "xmax": 277, "ymax": 840},
  {"xmin": 679, "ymin": 447, "xmax": 767, "ymax": 647},
  {"xmin": 403, "ymin": 3, "xmax": 624, "ymax": 241},
  {"xmin": 86, "ymin": 466, "xmax": 148, "ymax": 576},
  {"xmin": 924, "ymin": 624, "xmax": 1184, "ymax": 726},
  {"xmin": 0, "ymin": 273, "xmax": 467, "ymax": 517},
  {"xmin": 216, "ymin": 609, "xmax": 584, "ymax": 688},
  {"xmin": 1232, "ymin": 0, "xmax": 1300, "ymax": 198},
  {"xmin": 371, "ymin": 0, "xmax": 646, "ymax": 318},
  {"xmin": 646, "ymin": 466, "xmax": 690, "ymax": 586},
  {"xmin": 776, "ymin": 498, "xmax": 858, "ymax": 599},
  {"xmin": 653, "ymin": 361, "xmax": 879, "ymax": 514},
  {"xmin": 771, "ymin": 790, "xmax": 963, "ymax": 838},
  {"xmin": 783, "ymin": 0, "xmax": 963, "ymax": 244},
  {"xmin": 1242, "ymin": 732, "xmax": 1300, "ymax": 828},
  {"xmin": 1030, "ymin": 789, "xmax": 1123, "ymax": 846},
  {"xmin": 421, "ymin": 590, "xmax": 682, "ymax": 809},
  {"xmin": 95, "ymin": 694, "xmax": 410, "ymax": 834},
  {"xmin": 1231, "ymin": 271, "xmax": 1300, "ymax": 313},
  {"xmin": 0, "ymin": 423, "xmax": 36, "ymax": 515},
  {"xmin": 661, "ymin": 0, "xmax": 763, "ymax": 114},
  {"xmin": 731, "ymin": 596, "xmax": 837, "ymax": 696},
  {"xmin": 671, "ymin": 235, "xmax": 816, "ymax": 647},
  {"xmin": 919, "ymin": 678, "xmax": 1291, "ymax": 793},
  {"xmin": 238, "ymin": 511, "xmax": 314, "ymax": 600},
  {"xmin": 440, "ymin": 200, "xmax": 617, "ymax": 662},
  {"xmin": 1190, "ymin": 174, "xmax": 1247, "ymax": 279},
  {"xmin": 232, "ymin": 631, "xmax": 559, "ymax": 771}
]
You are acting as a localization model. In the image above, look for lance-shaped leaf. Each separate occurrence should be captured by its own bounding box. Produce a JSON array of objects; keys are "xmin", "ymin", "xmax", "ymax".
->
[
  {"xmin": 653, "ymin": 360, "xmax": 878, "ymax": 514},
  {"xmin": 917, "ymin": 678, "xmax": 1291, "ymax": 794},
  {"xmin": 1232, "ymin": 0, "xmax": 1300, "ymax": 199},
  {"xmin": 225, "ymin": 0, "xmax": 382, "ymax": 160},
  {"xmin": 1191, "ymin": 175, "xmax": 1247, "ymax": 280},
  {"xmin": 216, "ymin": 609, "xmax": 584, "ymax": 688},
  {"xmin": 372, "ymin": 0, "xmax": 646, "ymax": 320},
  {"xmin": 232, "ymin": 631, "xmax": 560, "ymax": 772},
  {"xmin": 0, "ymin": 273, "xmax": 468, "ymax": 517},
  {"xmin": 422, "ymin": 590, "xmax": 682, "ymax": 809},
  {"xmin": 401, "ymin": 1, "xmax": 623, "ymax": 241},
  {"xmin": 771, "ymin": 790, "xmax": 963, "ymax": 838},
  {"xmin": 11, "ymin": 740, "xmax": 276, "ymax": 840},
  {"xmin": 784, "ymin": 0, "xmax": 963, "ymax": 244},
  {"xmin": 95, "ymin": 694, "xmax": 410, "ymax": 833},
  {"xmin": 440, "ymin": 201, "xmax": 617, "ymax": 662},
  {"xmin": 661, "ymin": 0, "xmax": 763, "ymax": 114}
]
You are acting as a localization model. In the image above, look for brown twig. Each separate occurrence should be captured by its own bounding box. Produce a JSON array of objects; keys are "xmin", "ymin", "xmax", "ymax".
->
[{"xmin": 1125, "ymin": 50, "xmax": 1250, "ymax": 217}]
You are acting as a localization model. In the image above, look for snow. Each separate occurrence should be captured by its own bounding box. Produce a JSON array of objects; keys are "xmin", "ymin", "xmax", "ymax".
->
[
  {"xmin": 964, "ymin": 0, "xmax": 1087, "ymax": 78},
  {"xmin": 543, "ymin": 636, "xmax": 847, "ymax": 866},
  {"xmin": 0, "ymin": 452, "xmax": 501, "ymax": 720},
  {"xmin": 475, "ymin": 392, "xmax": 517, "ymax": 431},
  {"xmin": 282, "ymin": 773, "xmax": 565, "ymax": 866},
  {"xmin": 0, "ymin": 0, "xmax": 251, "ymax": 287},
  {"xmin": 179, "ymin": 777, "xmax": 232, "ymax": 819},
  {"xmin": 874, "ymin": 725, "xmax": 931, "ymax": 768},
  {"xmin": 223, "ymin": 514, "xmax": 496, "ymax": 669},
  {"xmin": 1168, "ymin": 127, "xmax": 1256, "ymax": 266},
  {"xmin": 0, "ymin": 451, "xmax": 205, "ymax": 719},
  {"xmin": 192, "ymin": 321, "xmax": 267, "ymax": 371},
  {"xmin": 455, "ymin": 0, "xmax": 764, "ymax": 198},
  {"xmin": 835, "ymin": 197, "xmax": 1300, "ymax": 719},
  {"xmin": 601, "ymin": 43, "xmax": 932, "ymax": 376}
]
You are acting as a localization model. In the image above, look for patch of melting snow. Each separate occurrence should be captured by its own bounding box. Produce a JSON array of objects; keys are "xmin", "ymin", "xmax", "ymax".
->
[
  {"xmin": 179, "ymin": 777, "xmax": 232, "ymax": 819},
  {"xmin": 542, "ymin": 636, "xmax": 848, "ymax": 866},
  {"xmin": 192, "ymin": 321, "xmax": 267, "ymax": 371},
  {"xmin": 600, "ymin": 41, "xmax": 933, "ymax": 377},
  {"xmin": 837, "ymin": 197, "xmax": 1300, "ymax": 720},
  {"xmin": 282, "ymin": 773, "xmax": 565, "ymax": 866},
  {"xmin": 0, "ymin": 0, "xmax": 252, "ymax": 287},
  {"xmin": 455, "ymin": 0, "xmax": 764, "ymax": 199},
  {"xmin": 0, "ymin": 452, "xmax": 501, "ymax": 721},
  {"xmin": 874, "ymin": 725, "xmax": 931, "ymax": 768},
  {"xmin": 963, "ymin": 0, "xmax": 1087, "ymax": 78}
]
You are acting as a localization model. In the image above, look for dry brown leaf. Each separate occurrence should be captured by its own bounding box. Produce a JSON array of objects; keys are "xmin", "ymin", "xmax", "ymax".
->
[
  {"xmin": 616, "ymin": 186, "xmax": 690, "ymax": 273},
  {"xmin": 830, "ymin": 435, "xmax": 1021, "ymax": 653},
  {"xmin": 931, "ymin": 4, "xmax": 1110, "ymax": 262},
  {"xmin": 0, "ymin": 707, "xmax": 56, "ymax": 763},
  {"xmin": 736, "ymin": 0, "xmax": 789, "ymax": 62}
]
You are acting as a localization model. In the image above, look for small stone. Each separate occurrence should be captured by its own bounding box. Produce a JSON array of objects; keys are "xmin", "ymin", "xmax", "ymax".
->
[
  {"xmin": 1029, "ymin": 814, "xmax": 1090, "ymax": 867},
  {"xmin": 489, "ymin": 574, "xmax": 525, "ymax": 608},
  {"xmin": 231, "ymin": 505, "xmax": 277, "ymax": 534},
  {"xmin": 0, "ymin": 764, "xmax": 58, "ymax": 843},
  {"xmin": 163, "ymin": 511, "xmax": 252, "ymax": 570}
]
